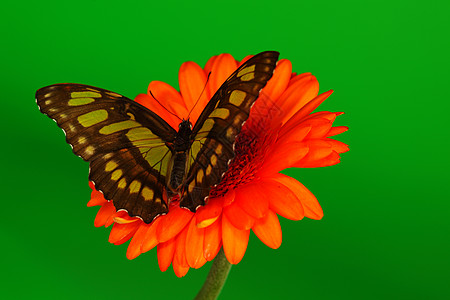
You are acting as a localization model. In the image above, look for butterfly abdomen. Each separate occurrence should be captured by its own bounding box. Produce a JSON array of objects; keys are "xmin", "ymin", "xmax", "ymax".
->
[{"xmin": 168, "ymin": 151, "xmax": 188, "ymax": 192}]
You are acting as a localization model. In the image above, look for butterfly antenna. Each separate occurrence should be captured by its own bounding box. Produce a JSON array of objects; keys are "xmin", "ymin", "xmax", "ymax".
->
[
  {"xmin": 187, "ymin": 72, "xmax": 211, "ymax": 120},
  {"xmin": 149, "ymin": 90, "xmax": 182, "ymax": 121}
]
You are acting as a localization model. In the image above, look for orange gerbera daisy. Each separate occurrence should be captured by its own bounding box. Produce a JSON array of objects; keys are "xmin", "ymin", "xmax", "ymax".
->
[{"xmin": 87, "ymin": 53, "xmax": 349, "ymax": 277}]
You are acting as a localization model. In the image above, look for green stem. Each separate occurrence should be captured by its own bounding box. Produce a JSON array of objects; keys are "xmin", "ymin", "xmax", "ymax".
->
[{"xmin": 194, "ymin": 248, "xmax": 232, "ymax": 300}]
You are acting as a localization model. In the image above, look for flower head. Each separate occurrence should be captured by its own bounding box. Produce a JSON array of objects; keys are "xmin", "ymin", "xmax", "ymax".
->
[{"xmin": 88, "ymin": 53, "xmax": 349, "ymax": 277}]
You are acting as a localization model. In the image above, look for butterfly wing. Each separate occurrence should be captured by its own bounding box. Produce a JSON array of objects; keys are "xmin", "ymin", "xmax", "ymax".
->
[
  {"xmin": 181, "ymin": 51, "xmax": 280, "ymax": 210},
  {"xmin": 36, "ymin": 84, "xmax": 177, "ymax": 223}
]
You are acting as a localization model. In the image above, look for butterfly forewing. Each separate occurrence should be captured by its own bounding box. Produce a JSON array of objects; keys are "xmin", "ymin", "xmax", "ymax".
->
[
  {"xmin": 181, "ymin": 51, "xmax": 280, "ymax": 210},
  {"xmin": 36, "ymin": 84, "xmax": 177, "ymax": 222}
]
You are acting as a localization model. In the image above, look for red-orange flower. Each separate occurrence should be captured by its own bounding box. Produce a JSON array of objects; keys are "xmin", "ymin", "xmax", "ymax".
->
[{"xmin": 87, "ymin": 53, "xmax": 349, "ymax": 277}]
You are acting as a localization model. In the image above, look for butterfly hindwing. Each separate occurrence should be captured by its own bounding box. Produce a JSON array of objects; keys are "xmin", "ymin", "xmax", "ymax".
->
[
  {"xmin": 181, "ymin": 51, "xmax": 280, "ymax": 210},
  {"xmin": 36, "ymin": 84, "xmax": 177, "ymax": 222}
]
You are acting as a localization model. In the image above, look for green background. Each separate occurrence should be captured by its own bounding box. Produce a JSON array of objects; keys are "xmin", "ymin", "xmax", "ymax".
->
[{"xmin": 1, "ymin": 0, "xmax": 449, "ymax": 299}]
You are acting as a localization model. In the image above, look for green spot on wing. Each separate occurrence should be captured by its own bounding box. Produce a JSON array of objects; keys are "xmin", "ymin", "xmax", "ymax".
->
[
  {"xmin": 68, "ymin": 97, "xmax": 95, "ymax": 106},
  {"xmin": 99, "ymin": 120, "xmax": 141, "ymax": 134},
  {"xmin": 78, "ymin": 109, "xmax": 108, "ymax": 127},
  {"xmin": 71, "ymin": 91, "xmax": 101, "ymax": 98}
]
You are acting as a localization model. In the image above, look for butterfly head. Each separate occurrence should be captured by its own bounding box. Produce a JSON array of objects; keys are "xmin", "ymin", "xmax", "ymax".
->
[{"xmin": 178, "ymin": 118, "xmax": 193, "ymax": 134}]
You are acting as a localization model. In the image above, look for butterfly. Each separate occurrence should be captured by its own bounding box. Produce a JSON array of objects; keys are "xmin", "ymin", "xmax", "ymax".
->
[{"xmin": 36, "ymin": 51, "xmax": 280, "ymax": 223}]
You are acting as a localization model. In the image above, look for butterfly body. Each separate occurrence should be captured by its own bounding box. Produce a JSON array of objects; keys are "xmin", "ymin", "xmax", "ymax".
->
[
  {"xmin": 36, "ymin": 51, "xmax": 280, "ymax": 223},
  {"xmin": 167, "ymin": 119, "xmax": 193, "ymax": 195}
]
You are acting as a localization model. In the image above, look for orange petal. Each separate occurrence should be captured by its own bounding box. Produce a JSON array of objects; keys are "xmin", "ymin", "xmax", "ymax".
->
[
  {"xmin": 259, "ymin": 177, "xmax": 304, "ymax": 221},
  {"xmin": 288, "ymin": 72, "xmax": 312, "ymax": 86},
  {"xmin": 223, "ymin": 202, "xmax": 255, "ymax": 230},
  {"xmin": 126, "ymin": 223, "xmax": 152, "ymax": 260},
  {"xmin": 238, "ymin": 54, "xmax": 253, "ymax": 67},
  {"xmin": 280, "ymin": 113, "xmax": 336, "ymax": 141},
  {"xmin": 141, "ymin": 216, "xmax": 162, "ymax": 253},
  {"xmin": 327, "ymin": 126, "xmax": 349, "ymax": 137},
  {"xmin": 204, "ymin": 54, "xmax": 218, "ymax": 74},
  {"xmin": 262, "ymin": 59, "xmax": 292, "ymax": 102},
  {"xmin": 186, "ymin": 217, "xmax": 207, "ymax": 269},
  {"xmin": 157, "ymin": 240, "xmax": 176, "ymax": 272},
  {"xmin": 173, "ymin": 264, "xmax": 190, "ymax": 278},
  {"xmin": 178, "ymin": 61, "xmax": 207, "ymax": 108},
  {"xmin": 113, "ymin": 216, "xmax": 140, "ymax": 224},
  {"xmin": 259, "ymin": 142, "xmax": 309, "ymax": 176},
  {"xmin": 326, "ymin": 138, "xmax": 349, "ymax": 153},
  {"xmin": 156, "ymin": 206, "xmax": 193, "ymax": 243},
  {"xmin": 105, "ymin": 210, "xmax": 128, "ymax": 228},
  {"xmin": 134, "ymin": 93, "xmax": 151, "ymax": 107},
  {"xmin": 108, "ymin": 221, "xmax": 141, "ymax": 245},
  {"xmin": 234, "ymin": 183, "xmax": 269, "ymax": 219},
  {"xmin": 94, "ymin": 201, "xmax": 116, "ymax": 227},
  {"xmin": 222, "ymin": 214, "xmax": 250, "ymax": 264},
  {"xmin": 87, "ymin": 193, "xmax": 106, "ymax": 207},
  {"xmin": 293, "ymin": 139, "xmax": 333, "ymax": 168},
  {"xmin": 88, "ymin": 183, "xmax": 107, "ymax": 207},
  {"xmin": 207, "ymin": 53, "xmax": 237, "ymax": 97},
  {"xmin": 203, "ymin": 217, "xmax": 222, "ymax": 261},
  {"xmin": 195, "ymin": 196, "xmax": 226, "ymax": 228},
  {"xmin": 173, "ymin": 227, "xmax": 190, "ymax": 277},
  {"xmin": 281, "ymin": 90, "xmax": 333, "ymax": 134},
  {"xmin": 247, "ymin": 91, "xmax": 283, "ymax": 133},
  {"xmin": 148, "ymin": 80, "xmax": 188, "ymax": 119},
  {"xmin": 252, "ymin": 210, "xmax": 282, "ymax": 249},
  {"xmin": 276, "ymin": 125, "xmax": 311, "ymax": 150},
  {"xmin": 296, "ymin": 151, "xmax": 341, "ymax": 168},
  {"xmin": 134, "ymin": 93, "xmax": 158, "ymax": 112},
  {"xmin": 303, "ymin": 111, "xmax": 337, "ymax": 123},
  {"xmin": 273, "ymin": 174, "xmax": 323, "ymax": 220},
  {"xmin": 135, "ymin": 93, "xmax": 179, "ymax": 130},
  {"xmin": 178, "ymin": 61, "xmax": 210, "ymax": 125},
  {"xmin": 272, "ymin": 75, "xmax": 319, "ymax": 126},
  {"xmin": 305, "ymin": 119, "xmax": 333, "ymax": 139}
]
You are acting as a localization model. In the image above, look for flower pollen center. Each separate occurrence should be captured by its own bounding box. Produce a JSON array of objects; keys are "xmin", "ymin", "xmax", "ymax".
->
[{"xmin": 210, "ymin": 126, "xmax": 272, "ymax": 199}]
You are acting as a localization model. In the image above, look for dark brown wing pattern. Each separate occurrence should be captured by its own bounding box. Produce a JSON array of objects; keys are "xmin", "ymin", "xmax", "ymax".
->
[
  {"xmin": 181, "ymin": 51, "xmax": 280, "ymax": 210},
  {"xmin": 36, "ymin": 84, "xmax": 177, "ymax": 222}
]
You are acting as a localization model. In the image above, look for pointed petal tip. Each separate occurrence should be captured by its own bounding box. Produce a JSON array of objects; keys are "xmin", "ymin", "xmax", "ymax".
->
[
  {"xmin": 326, "ymin": 126, "xmax": 349, "ymax": 137},
  {"xmin": 126, "ymin": 247, "xmax": 141, "ymax": 260},
  {"xmin": 321, "ymin": 89, "xmax": 334, "ymax": 99},
  {"xmin": 173, "ymin": 265, "xmax": 190, "ymax": 277}
]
